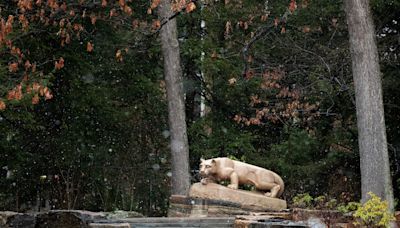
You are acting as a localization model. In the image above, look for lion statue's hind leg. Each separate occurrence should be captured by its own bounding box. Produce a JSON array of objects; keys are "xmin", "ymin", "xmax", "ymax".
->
[
  {"xmin": 265, "ymin": 184, "xmax": 281, "ymax": 198},
  {"xmin": 254, "ymin": 182, "xmax": 280, "ymax": 197}
]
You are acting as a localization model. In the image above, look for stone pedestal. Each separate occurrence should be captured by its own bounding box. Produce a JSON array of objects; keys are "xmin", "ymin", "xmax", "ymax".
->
[{"xmin": 188, "ymin": 183, "xmax": 287, "ymax": 216}]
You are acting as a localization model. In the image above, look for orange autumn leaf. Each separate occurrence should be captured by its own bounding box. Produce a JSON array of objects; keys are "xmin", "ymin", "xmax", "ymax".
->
[
  {"xmin": 39, "ymin": 86, "xmax": 47, "ymax": 96},
  {"xmin": 123, "ymin": 5, "xmax": 133, "ymax": 15},
  {"xmin": 172, "ymin": 0, "xmax": 186, "ymax": 12},
  {"xmin": 261, "ymin": 14, "xmax": 268, "ymax": 22},
  {"xmin": 150, "ymin": 0, "xmax": 161, "ymax": 9},
  {"xmin": 22, "ymin": 74, "xmax": 29, "ymax": 82},
  {"xmin": 132, "ymin": 19, "xmax": 139, "ymax": 29},
  {"xmin": 274, "ymin": 18, "xmax": 279, "ymax": 27},
  {"xmin": 55, "ymin": 57, "xmax": 65, "ymax": 70},
  {"xmin": 32, "ymin": 82, "xmax": 40, "ymax": 92},
  {"xmin": 73, "ymin": 23, "xmax": 83, "ymax": 31},
  {"xmin": 6, "ymin": 15, "xmax": 15, "ymax": 33},
  {"xmin": 59, "ymin": 19, "xmax": 65, "ymax": 27},
  {"xmin": 211, "ymin": 50, "xmax": 218, "ymax": 59},
  {"xmin": 7, "ymin": 84, "xmax": 23, "ymax": 101},
  {"xmin": 9, "ymin": 62, "xmax": 19, "ymax": 72},
  {"xmin": 110, "ymin": 8, "xmax": 117, "ymax": 17},
  {"xmin": 24, "ymin": 60, "xmax": 32, "ymax": 70},
  {"xmin": 18, "ymin": 14, "xmax": 29, "ymax": 30},
  {"xmin": 32, "ymin": 94, "xmax": 39, "ymax": 104},
  {"xmin": 47, "ymin": 0, "xmax": 59, "ymax": 10},
  {"xmin": 10, "ymin": 46, "xmax": 21, "ymax": 56},
  {"xmin": 18, "ymin": 0, "xmax": 33, "ymax": 11},
  {"xmin": 14, "ymin": 90, "xmax": 23, "ymax": 101},
  {"xmin": 87, "ymin": 42, "xmax": 94, "ymax": 52},
  {"xmin": 115, "ymin": 49, "xmax": 123, "ymax": 62},
  {"xmin": 151, "ymin": 20, "xmax": 161, "ymax": 30},
  {"xmin": 186, "ymin": 2, "xmax": 196, "ymax": 13},
  {"xmin": 289, "ymin": 0, "xmax": 297, "ymax": 13},
  {"xmin": 44, "ymin": 90, "xmax": 53, "ymax": 100},
  {"xmin": 5, "ymin": 40, "xmax": 12, "ymax": 48},
  {"xmin": 0, "ymin": 100, "xmax": 5, "ymax": 110},
  {"xmin": 7, "ymin": 90, "xmax": 16, "ymax": 100},
  {"xmin": 60, "ymin": 2, "xmax": 67, "ymax": 11},
  {"xmin": 302, "ymin": 26, "xmax": 311, "ymax": 33},
  {"xmin": 26, "ymin": 84, "xmax": 32, "ymax": 93},
  {"xmin": 90, "ymin": 14, "xmax": 97, "ymax": 25}
]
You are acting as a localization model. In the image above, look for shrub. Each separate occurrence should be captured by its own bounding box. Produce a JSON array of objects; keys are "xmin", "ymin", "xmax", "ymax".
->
[
  {"xmin": 292, "ymin": 193, "xmax": 314, "ymax": 208},
  {"xmin": 353, "ymin": 192, "xmax": 395, "ymax": 228}
]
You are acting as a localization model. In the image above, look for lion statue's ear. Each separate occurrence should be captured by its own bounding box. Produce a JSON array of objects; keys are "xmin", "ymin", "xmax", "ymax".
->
[
  {"xmin": 200, "ymin": 158, "xmax": 205, "ymax": 162},
  {"xmin": 211, "ymin": 159, "xmax": 216, "ymax": 164}
]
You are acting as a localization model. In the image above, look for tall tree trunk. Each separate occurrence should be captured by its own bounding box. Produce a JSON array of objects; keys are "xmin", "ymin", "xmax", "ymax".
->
[
  {"xmin": 158, "ymin": 0, "xmax": 191, "ymax": 195},
  {"xmin": 344, "ymin": 0, "xmax": 394, "ymax": 212}
]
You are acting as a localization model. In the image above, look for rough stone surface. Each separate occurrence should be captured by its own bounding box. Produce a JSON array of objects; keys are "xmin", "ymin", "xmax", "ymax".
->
[
  {"xmin": 234, "ymin": 213, "xmax": 307, "ymax": 228},
  {"xmin": 35, "ymin": 210, "xmax": 106, "ymax": 228},
  {"xmin": 0, "ymin": 211, "xmax": 19, "ymax": 226},
  {"xmin": 104, "ymin": 210, "xmax": 143, "ymax": 220},
  {"xmin": 189, "ymin": 183, "xmax": 287, "ymax": 211},
  {"xmin": 0, "ymin": 211, "xmax": 36, "ymax": 228},
  {"xmin": 168, "ymin": 203, "xmax": 192, "ymax": 217},
  {"xmin": 168, "ymin": 195, "xmax": 192, "ymax": 217},
  {"xmin": 236, "ymin": 213, "xmax": 292, "ymax": 221},
  {"xmin": 291, "ymin": 208, "xmax": 348, "ymax": 225}
]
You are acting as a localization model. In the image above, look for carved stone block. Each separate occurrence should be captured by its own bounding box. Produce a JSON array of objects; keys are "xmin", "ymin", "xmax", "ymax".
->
[{"xmin": 189, "ymin": 183, "xmax": 287, "ymax": 211}]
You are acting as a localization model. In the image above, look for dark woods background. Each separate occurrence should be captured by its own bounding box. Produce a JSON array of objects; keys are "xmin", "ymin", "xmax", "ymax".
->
[{"xmin": 0, "ymin": 0, "xmax": 399, "ymax": 215}]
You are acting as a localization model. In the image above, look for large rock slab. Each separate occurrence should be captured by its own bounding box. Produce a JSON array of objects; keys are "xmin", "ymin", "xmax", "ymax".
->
[
  {"xmin": 0, "ymin": 211, "xmax": 36, "ymax": 228},
  {"xmin": 35, "ymin": 210, "xmax": 106, "ymax": 228},
  {"xmin": 189, "ymin": 183, "xmax": 287, "ymax": 211}
]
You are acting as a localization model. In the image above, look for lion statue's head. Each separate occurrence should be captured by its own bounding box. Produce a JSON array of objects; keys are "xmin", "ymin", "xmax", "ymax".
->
[{"xmin": 199, "ymin": 158, "xmax": 217, "ymax": 177}]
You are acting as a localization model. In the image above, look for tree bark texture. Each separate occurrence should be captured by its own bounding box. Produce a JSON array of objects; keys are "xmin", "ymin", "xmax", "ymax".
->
[
  {"xmin": 158, "ymin": 0, "xmax": 191, "ymax": 195},
  {"xmin": 344, "ymin": 0, "xmax": 394, "ymax": 211}
]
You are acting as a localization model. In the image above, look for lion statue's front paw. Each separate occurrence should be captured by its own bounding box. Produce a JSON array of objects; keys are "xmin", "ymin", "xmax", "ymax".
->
[
  {"xmin": 200, "ymin": 178, "xmax": 213, "ymax": 185},
  {"xmin": 227, "ymin": 184, "xmax": 238, "ymax": 190}
]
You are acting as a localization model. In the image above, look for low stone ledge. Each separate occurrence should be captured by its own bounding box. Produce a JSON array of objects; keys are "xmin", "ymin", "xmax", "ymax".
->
[
  {"xmin": 168, "ymin": 195, "xmax": 192, "ymax": 217},
  {"xmin": 89, "ymin": 222, "xmax": 130, "ymax": 228}
]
